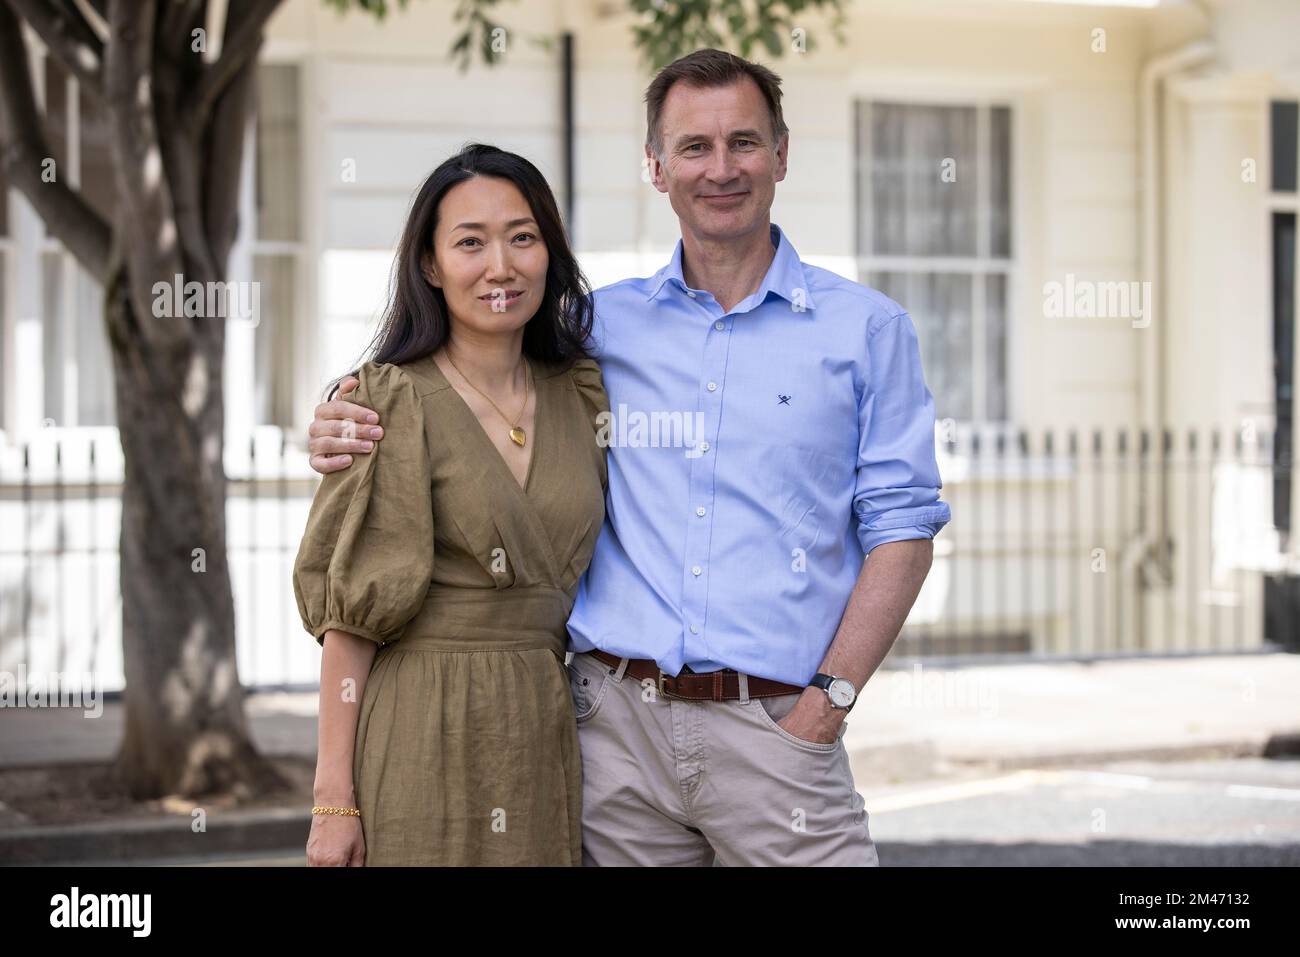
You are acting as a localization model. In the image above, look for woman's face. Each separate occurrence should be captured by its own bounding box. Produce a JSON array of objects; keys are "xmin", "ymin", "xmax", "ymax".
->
[{"xmin": 425, "ymin": 175, "xmax": 549, "ymax": 338}]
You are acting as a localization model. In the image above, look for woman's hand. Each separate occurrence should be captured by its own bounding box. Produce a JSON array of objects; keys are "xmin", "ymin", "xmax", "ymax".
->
[{"xmin": 306, "ymin": 811, "xmax": 366, "ymax": 866}]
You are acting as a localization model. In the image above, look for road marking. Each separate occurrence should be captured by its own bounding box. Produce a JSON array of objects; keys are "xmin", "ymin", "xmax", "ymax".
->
[
  {"xmin": 1056, "ymin": 770, "xmax": 1300, "ymax": 801},
  {"xmin": 1224, "ymin": 783, "xmax": 1300, "ymax": 802},
  {"xmin": 869, "ymin": 769, "xmax": 1300, "ymax": 813},
  {"xmin": 867, "ymin": 771, "xmax": 1045, "ymax": 812}
]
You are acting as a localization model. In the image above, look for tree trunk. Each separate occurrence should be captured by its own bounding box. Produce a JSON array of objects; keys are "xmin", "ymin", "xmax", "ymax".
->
[{"xmin": 104, "ymin": 266, "xmax": 289, "ymax": 800}]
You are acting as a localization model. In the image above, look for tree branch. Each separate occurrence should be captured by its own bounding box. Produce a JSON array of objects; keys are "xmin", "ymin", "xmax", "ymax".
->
[
  {"xmin": 104, "ymin": 0, "xmax": 186, "ymax": 345},
  {"xmin": 0, "ymin": 3, "xmax": 111, "ymax": 279},
  {"xmin": 156, "ymin": 102, "xmax": 219, "ymax": 286},
  {"xmin": 161, "ymin": 0, "xmax": 204, "ymax": 48},
  {"xmin": 57, "ymin": 0, "xmax": 105, "ymax": 43},
  {"xmin": 4, "ymin": 0, "xmax": 105, "ymax": 99},
  {"xmin": 159, "ymin": 0, "xmax": 206, "ymax": 79},
  {"xmin": 153, "ymin": 2, "xmax": 219, "ymax": 285},
  {"xmin": 187, "ymin": 0, "xmax": 280, "ymax": 122},
  {"xmin": 203, "ymin": 51, "xmax": 258, "ymax": 276}
]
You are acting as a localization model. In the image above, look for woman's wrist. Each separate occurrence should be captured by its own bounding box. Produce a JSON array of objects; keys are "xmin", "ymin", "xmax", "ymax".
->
[{"xmin": 313, "ymin": 777, "xmax": 357, "ymax": 806}]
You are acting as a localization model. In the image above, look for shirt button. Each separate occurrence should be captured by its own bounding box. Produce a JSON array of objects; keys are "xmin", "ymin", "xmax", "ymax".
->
[
  {"xmin": 686, "ymin": 290, "xmax": 697, "ymax": 299},
  {"xmin": 691, "ymin": 565, "xmax": 702, "ymax": 576},
  {"xmin": 706, "ymin": 381, "xmax": 717, "ymax": 392},
  {"xmin": 714, "ymin": 320, "xmax": 725, "ymax": 331},
  {"xmin": 699, "ymin": 441, "xmax": 710, "ymax": 452},
  {"xmin": 690, "ymin": 625, "xmax": 699, "ymax": 635},
  {"xmin": 695, "ymin": 506, "xmax": 706, "ymax": 517}
]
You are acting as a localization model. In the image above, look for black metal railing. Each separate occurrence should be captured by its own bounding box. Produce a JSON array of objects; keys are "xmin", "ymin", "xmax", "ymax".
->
[
  {"xmin": 893, "ymin": 424, "xmax": 1297, "ymax": 662},
  {"xmin": 1, "ymin": 424, "xmax": 1295, "ymax": 692}
]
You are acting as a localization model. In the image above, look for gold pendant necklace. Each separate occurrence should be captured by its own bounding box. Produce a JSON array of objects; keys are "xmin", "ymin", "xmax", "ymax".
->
[{"xmin": 445, "ymin": 347, "xmax": 530, "ymax": 447}]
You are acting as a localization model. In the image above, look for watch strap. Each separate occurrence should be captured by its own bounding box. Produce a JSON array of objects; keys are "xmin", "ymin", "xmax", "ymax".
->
[{"xmin": 811, "ymin": 672, "xmax": 857, "ymax": 710}]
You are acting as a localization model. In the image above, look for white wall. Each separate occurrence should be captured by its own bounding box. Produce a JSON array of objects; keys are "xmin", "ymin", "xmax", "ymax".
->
[{"xmin": 265, "ymin": 0, "xmax": 1193, "ymax": 434}]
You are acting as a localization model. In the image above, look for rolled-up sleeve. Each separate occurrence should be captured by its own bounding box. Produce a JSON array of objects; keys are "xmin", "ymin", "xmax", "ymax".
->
[{"xmin": 853, "ymin": 310, "xmax": 952, "ymax": 556}]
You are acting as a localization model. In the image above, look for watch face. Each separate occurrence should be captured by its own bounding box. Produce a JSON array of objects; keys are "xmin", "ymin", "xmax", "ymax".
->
[{"xmin": 828, "ymin": 678, "xmax": 855, "ymax": 707}]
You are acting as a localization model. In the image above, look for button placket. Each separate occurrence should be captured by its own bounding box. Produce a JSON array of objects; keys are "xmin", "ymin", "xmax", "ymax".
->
[{"xmin": 681, "ymin": 302, "xmax": 730, "ymax": 658}]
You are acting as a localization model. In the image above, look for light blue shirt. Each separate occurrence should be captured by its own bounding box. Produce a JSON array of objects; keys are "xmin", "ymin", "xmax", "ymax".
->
[{"xmin": 566, "ymin": 223, "xmax": 951, "ymax": 686}]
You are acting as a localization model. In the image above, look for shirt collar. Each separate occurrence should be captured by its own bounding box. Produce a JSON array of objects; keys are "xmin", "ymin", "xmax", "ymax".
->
[{"xmin": 645, "ymin": 223, "xmax": 816, "ymax": 313}]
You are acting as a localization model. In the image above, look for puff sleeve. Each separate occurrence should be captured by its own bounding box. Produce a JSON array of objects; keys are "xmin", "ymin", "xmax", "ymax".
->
[
  {"xmin": 569, "ymin": 357, "xmax": 610, "ymax": 493},
  {"xmin": 292, "ymin": 361, "xmax": 434, "ymax": 648}
]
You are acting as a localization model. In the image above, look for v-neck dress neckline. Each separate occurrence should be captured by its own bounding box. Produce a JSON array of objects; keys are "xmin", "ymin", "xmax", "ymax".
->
[{"xmin": 425, "ymin": 352, "xmax": 546, "ymax": 497}]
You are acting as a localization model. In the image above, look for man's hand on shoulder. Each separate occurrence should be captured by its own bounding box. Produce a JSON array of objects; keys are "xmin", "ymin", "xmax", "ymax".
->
[{"xmin": 308, "ymin": 375, "xmax": 384, "ymax": 474}]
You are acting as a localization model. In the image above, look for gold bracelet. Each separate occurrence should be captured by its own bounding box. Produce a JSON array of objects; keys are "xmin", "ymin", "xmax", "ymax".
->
[{"xmin": 312, "ymin": 805, "xmax": 361, "ymax": 817}]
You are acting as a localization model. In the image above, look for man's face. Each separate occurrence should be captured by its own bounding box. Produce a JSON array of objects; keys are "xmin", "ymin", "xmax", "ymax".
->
[{"xmin": 646, "ymin": 77, "xmax": 788, "ymax": 243}]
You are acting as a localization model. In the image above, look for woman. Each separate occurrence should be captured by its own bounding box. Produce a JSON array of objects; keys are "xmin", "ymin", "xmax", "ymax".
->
[{"xmin": 293, "ymin": 144, "xmax": 608, "ymax": 866}]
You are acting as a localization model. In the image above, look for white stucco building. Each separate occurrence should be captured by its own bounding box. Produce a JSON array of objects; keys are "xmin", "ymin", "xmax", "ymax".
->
[{"xmin": 1, "ymin": 0, "xmax": 1298, "ymax": 689}]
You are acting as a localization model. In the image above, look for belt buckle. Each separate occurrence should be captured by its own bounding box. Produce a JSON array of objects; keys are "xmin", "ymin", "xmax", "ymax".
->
[{"xmin": 657, "ymin": 671, "xmax": 679, "ymax": 701}]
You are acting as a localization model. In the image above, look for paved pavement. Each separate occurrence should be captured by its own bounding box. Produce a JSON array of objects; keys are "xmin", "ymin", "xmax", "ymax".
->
[
  {"xmin": 841, "ymin": 652, "xmax": 1300, "ymax": 783},
  {"xmin": 2, "ymin": 652, "xmax": 1298, "ymax": 864},
  {"xmin": 4, "ymin": 653, "xmax": 1296, "ymax": 774}
]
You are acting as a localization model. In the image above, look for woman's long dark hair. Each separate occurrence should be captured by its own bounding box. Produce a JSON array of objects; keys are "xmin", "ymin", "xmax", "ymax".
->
[{"xmin": 327, "ymin": 143, "xmax": 594, "ymax": 400}]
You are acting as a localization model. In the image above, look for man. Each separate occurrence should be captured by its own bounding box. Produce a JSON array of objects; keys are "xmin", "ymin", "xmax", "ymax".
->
[{"xmin": 307, "ymin": 48, "xmax": 951, "ymax": 866}]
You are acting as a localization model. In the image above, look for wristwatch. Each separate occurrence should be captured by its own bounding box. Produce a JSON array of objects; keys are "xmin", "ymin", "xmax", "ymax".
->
[{"xmin": 809, "ymin": 673, "xmax": 857, "ymax": 711}]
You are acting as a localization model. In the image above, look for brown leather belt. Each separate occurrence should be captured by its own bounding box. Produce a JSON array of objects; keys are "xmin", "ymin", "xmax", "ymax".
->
[{"xmin": 588, "ymin": 649, "xmax": 805, "ymax": 701}]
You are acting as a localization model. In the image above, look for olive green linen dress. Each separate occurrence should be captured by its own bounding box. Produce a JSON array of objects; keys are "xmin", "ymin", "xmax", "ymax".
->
[{"xmin": 293, "ymin": 352, "xmax": 608, "ymax": 866}]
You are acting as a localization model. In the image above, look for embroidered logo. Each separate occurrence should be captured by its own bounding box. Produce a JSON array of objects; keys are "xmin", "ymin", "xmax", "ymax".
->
[{"xmin": 778, "ymin": 394, "xmax": 791, "ymax": 405}]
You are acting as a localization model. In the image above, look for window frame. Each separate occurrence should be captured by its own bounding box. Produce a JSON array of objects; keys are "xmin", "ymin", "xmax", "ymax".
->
[
  {"xmin": 1268, "ymin": 98, "xmax": 1300, "ymax": 211},
  {"xmin": 243, "ymin": 55, "xmax": 308, "ymax": 431},
  {"xmin": 853, "ymin": 91, "xmax": 1022, "ymax": 431},
  {"xmin": 0, "ymin": 189, "xmax": 11, "ymax": 437},
  {"xmin": 1267, "ymin": 96, "xmax": 1300, "ymax": 547},
  {"xmin": 24, "ymin": 41, "xmax": 116, "ymax": 430}
]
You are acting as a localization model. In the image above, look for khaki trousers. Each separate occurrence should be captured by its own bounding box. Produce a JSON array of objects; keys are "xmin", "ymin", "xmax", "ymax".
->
[{"xmin": 567, "ymin": 651, "xmax": 880, "ymax": 866}]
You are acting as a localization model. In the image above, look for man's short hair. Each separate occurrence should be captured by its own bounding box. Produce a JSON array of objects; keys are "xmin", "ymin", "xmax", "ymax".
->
[{"xmin": 644, "ymin": 48, "xmax": 789, "ymax": 161}]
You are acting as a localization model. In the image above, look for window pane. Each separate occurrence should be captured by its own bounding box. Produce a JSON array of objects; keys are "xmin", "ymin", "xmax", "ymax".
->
[
  {"xmin": 79, "ymin": 81, "xmax": 117, "ymax": 224},
  {"xmin": 985, "ymin": 272, "xmax": 1007, "ymax": 421},
  {"xmin": 74, "ymin": 262, "xmax": 114, "ymax": 426},
  {"xmin": 38, "ymin": 252, "xmax": 114, "ymax": 427},
  {"xmin": 1271, "ymin": 101, "xmax": 1298, "ymax": 193},
  {"xmin": 254, "ymin": 253, "xmax": 296, "ymax": 427},
  {"xmin": 42, "ymin": 251, "xmax": 64, "ymax": 425},
  {"xmin": 256, "ymin": 64, "xmax": 301, "ymax": 242},
  {"xmin": 869, "ymin": 103, "xmax": 978, "ymax": 257},
  {"xmin": 989, "ymin": 106, "xmax": 1012, "ymax": 257},
  {"xmin": 867, "ymin": 270, "xmax": 973, "ymax": 421},
  {"xmin": 1272, "ymin": 212, "xmax": 1295, "ymax": 534}
]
